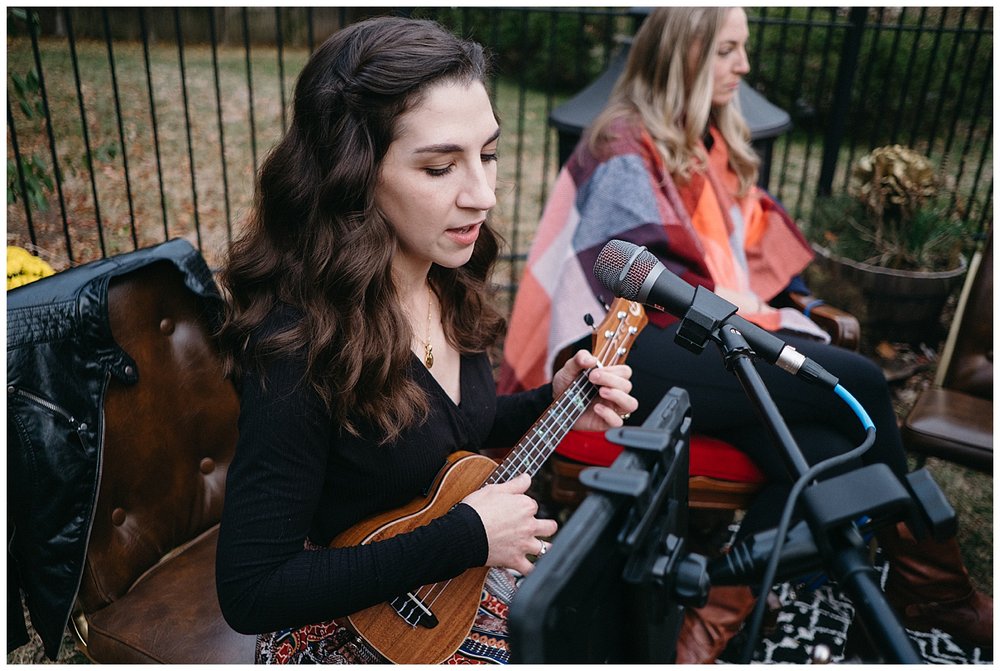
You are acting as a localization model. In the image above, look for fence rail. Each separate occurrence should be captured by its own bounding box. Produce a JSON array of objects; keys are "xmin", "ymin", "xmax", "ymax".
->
[{"xmin": 6, "ymin": 6, "xmax": 992, "ymax": 312}]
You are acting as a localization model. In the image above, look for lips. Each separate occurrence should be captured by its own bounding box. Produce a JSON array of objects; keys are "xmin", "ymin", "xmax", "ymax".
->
[{"xmin": 446, "ymin": 222, "xmax": 482, "ymax": 246}]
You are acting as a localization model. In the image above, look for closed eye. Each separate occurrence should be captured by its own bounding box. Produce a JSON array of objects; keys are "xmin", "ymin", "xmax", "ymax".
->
[{"xmin": 425, "ymin": 164, "xmax": 454, "ymax": 177}]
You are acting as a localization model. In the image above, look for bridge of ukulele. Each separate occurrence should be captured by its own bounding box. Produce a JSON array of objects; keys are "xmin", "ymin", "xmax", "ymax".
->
[{"xmin": 390, "ymin": 592, "xmax": 440, "ymax": 629}]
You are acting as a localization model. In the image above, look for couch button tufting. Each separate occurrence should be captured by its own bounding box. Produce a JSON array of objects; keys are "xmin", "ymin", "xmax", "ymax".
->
[
  {"xmin": 200, "ymin": 457, "xmax": 216, "ymax": 474},
  {"xmin": 160, "ymin": 318, "xmax": 175, "ymax": 335},
  {"xmin": 111, "ymin": 508, "xmax": 126, "ymax": 526}
]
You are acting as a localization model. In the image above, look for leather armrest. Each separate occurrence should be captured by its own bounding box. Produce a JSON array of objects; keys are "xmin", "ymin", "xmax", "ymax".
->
[{"xmin": 787, "ymin": 292, "xmax": 861, "ymax": 351}]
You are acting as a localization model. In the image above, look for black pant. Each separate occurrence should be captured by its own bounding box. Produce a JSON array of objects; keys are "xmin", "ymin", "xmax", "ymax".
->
[{"xmin": 597, "ymin": 323, "xmax": 909, "ymax": 535}]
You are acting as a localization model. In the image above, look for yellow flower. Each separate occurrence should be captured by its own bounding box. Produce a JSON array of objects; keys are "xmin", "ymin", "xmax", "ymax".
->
[{"xmin": 7, "ymin": 246, "xmax": 55, "ymax": 290}]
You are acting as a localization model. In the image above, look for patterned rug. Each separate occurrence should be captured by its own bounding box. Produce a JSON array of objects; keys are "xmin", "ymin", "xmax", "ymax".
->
[{"xmin": 718, "ymin": 550, "xmax": 993, "ymax": 664}]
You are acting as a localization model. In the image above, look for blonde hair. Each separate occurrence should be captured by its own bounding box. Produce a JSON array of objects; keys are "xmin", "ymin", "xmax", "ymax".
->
[{"xmin": 590, "ymin": 7, "xmax": 759, "ymax": 196}]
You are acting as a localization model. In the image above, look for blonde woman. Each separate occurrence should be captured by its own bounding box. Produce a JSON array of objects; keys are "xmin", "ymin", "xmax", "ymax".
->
[{"xmin": 502, "ymin": 7, "xmax": 990, "ymax": 661}]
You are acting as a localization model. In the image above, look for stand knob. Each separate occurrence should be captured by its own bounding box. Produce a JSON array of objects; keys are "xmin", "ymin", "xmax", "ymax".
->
[{"xmin": 673, "ymin": 554, "xmax": 710, "ymax": 607}]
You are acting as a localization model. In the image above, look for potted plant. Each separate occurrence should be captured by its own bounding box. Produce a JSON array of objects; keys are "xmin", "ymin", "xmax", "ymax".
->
[{"xmin": 806, "ymin": 145, "xmax": 970, "ymax": 345}]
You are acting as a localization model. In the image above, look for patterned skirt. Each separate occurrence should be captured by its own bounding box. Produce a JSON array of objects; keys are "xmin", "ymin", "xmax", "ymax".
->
[{"xmin": 255, "ymin": 566, "xmax": 518, "ymax": 664}]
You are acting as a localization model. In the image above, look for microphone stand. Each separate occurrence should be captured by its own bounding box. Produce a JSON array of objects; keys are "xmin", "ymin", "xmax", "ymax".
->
[{"xmin": 676, "ymin": 286, "xmax": 922, "ymax": 664}]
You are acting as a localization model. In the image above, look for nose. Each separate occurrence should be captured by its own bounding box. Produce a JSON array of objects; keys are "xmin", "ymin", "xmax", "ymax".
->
[
  {"xmin": 735, "ymin": 47, "xmax": 750, "ymax": 75},
  {"xmin": 457, "ymin": 160, "xmax": 497, "ymax": 212}
]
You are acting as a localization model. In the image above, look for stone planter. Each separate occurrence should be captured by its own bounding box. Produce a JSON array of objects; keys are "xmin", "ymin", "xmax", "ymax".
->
[{"xmin": 809, "ymin": 243, "xmax": 967, "ymax": 345}]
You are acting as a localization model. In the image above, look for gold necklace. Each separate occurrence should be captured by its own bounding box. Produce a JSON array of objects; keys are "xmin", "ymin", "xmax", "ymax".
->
[{"xmin": 423, "ymin": 285, "xmax": 434, "ymax": 369}]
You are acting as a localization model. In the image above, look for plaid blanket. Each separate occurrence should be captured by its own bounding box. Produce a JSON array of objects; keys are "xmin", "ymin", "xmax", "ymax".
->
[{"xmin": 498, "ymin": 120, "xmax": 814, "ymax": 393}]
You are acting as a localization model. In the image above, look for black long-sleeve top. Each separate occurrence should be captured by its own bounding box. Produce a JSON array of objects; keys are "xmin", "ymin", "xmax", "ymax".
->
[{"xmin": 215, "ymin": 311, "xmax": 553, "ymax": 635}]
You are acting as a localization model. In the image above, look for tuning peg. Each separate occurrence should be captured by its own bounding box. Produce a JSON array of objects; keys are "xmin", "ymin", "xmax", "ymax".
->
[{"xmin": 583, "ymin": 313, "xmax": 595, "ymax": 330}]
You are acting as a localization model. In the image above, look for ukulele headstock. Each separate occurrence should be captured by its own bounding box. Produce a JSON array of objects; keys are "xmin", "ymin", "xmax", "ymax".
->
[{"xmin": 591, "ymin": 297, "xmax": 648, "ymax": 368}]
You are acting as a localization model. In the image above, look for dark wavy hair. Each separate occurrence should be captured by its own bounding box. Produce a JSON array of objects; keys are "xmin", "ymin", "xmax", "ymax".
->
[{"xmin": 217, "ymin": 16, "xmax": 505, "ymax": 443}]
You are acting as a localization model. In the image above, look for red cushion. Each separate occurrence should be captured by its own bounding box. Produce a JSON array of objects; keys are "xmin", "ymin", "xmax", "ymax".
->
[
  {"xmin": 688, "ymin": 434, "xmax": 767, "ymax": 483},
  {"xmin": 555, "ymin": 430, "xmax": 766, "ymax": 484}
]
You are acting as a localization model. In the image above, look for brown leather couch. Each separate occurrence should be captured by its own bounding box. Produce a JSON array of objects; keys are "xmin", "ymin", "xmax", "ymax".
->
[
  {"xmin": 902, "ymin": 235, "xmax": 993, "ymax": 473},
  {"xmin": 70, "ymin": 261, "xmax": 255, "ymax": 663}
]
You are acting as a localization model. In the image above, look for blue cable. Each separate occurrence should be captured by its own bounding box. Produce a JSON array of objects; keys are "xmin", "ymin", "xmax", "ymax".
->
[{"xmin": 834, "ymin": 384, "xmax": 875, "ymax": 431}]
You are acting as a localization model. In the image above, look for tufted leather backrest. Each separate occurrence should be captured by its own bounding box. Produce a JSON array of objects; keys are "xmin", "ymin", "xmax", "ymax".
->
[{"xmin": 76, "ymin": 261, "xmax": 239, "ymax": 612}]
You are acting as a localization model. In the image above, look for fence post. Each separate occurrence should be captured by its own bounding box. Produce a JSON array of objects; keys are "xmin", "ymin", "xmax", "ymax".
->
[{"xmin": 817, "ymin": 7, "xmax": 866, "ymax": 197}]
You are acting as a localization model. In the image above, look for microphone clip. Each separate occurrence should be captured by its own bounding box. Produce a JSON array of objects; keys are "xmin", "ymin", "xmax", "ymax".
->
[{"xmin": 674, "ymin": 285, "xmax": 741, "ymax": 356}]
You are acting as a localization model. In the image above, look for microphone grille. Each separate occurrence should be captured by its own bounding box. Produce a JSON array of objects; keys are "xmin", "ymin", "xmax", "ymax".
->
[{"xmin": 594, "ymin": 239, "xmax": 657, "ymax": 300}]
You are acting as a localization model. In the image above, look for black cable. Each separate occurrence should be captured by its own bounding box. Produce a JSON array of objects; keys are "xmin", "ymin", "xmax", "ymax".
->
[{"xmin": 737, "ymin": 426, "xmax": 877, "ymax": 663}]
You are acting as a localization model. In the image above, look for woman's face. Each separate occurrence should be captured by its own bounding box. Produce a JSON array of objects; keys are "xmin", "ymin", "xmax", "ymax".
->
[
  {"xmin": 711, "ymin": 8, "xmax": 751, "ymax": 107},
  {"xmin": 376, "ymin": 80, "xmax": 499, "ymax": 280}
]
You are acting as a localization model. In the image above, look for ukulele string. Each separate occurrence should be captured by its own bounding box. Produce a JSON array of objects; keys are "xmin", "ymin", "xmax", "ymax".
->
[
  {"xmin": 422, "ymin": 580, "xmax": 451, "ymax": 610},
  {"xmin": 507, "ymin": 317, "xmax": 627, "ymax": 479},
  {"xmin": 492, "ymin": 319, "xmax": 626, "ymax": 483},
  {"xmin": 412, "ymin": 580, "xmax": 448, "ymax": 612},
  {"xmin": 487, "ymin": 372, "xmax": 589, "ymax": 484}
]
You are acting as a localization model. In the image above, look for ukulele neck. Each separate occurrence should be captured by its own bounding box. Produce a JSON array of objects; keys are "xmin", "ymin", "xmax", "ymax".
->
[{"xmin": 486, "ymin": 370, "xmax": 594, "ymax": 485}]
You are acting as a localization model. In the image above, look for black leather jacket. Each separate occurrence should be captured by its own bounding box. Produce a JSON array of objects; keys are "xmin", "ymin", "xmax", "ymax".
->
[{"xmin": 6, "ymin": 239, "xmax": 222, "ymax": 660}]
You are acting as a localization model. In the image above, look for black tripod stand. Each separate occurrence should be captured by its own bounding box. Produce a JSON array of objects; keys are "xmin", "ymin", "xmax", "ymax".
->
[
  {"xmin": 510, "ymin": 284, "xmax": 959, "ymax": 664},
  {"xmin": 661, "ymin": 285, "xmax": 956, "ymax": 663}
]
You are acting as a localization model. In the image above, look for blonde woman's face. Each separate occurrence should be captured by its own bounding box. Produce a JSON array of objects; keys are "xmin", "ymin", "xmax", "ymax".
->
[{"xmin": 712, "ymin": 8, "xmax": 750, "ymax": 107}]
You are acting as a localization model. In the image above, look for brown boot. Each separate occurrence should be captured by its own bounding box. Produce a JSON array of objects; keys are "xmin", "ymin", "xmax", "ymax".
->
[
  {"xmin": 879, "ymin": 521, "xmax": 993, "ymax": 647},
  {"xmin": 675, "ymin": 585, "xmax": 756, "ymax": 663}
]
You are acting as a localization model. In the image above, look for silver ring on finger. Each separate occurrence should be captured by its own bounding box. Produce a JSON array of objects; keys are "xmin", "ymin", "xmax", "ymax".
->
[{"xmin": 538, "ymin": 538, "xmax": 547, "ymax": 556}]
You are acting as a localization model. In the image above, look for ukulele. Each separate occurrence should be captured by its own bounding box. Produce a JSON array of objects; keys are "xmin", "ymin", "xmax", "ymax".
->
[{"xmin": 330, "ymin": 297, "xmax": 648, "ymax": 663}]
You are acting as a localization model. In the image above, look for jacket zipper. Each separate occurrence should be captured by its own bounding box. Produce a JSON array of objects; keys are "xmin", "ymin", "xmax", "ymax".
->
[
  {"xmin": 64, "ymin": 371, "xmax": 109, "ymax": 645},
  {"xmin": 8, "ymin": 386, "xmax": 89, "ymax": 434}
]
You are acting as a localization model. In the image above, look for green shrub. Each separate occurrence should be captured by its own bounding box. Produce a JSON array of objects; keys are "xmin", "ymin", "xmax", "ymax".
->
[
  {"xmin": 417, "ymin": 7, "xmax": 621, "ymax": 93},
  {"xmin": 808, "ymin": 146, "xmax": 972, "ymax": 271}
]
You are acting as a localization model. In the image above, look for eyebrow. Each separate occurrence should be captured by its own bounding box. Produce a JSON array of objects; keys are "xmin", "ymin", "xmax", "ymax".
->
[{"xmin": 413, "ymin": 127, "xmax": 501, "ymax": 155}]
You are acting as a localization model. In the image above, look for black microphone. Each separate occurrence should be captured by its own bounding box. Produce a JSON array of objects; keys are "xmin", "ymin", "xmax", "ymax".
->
[{"xmin": 593, "ymin": 239, "xmax": 838, "ymax": 390}]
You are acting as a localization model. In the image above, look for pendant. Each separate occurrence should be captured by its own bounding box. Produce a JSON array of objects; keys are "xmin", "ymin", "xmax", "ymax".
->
[{"xmin": 424, "ymin": 342, "xmax": 434, "ymax": 369}]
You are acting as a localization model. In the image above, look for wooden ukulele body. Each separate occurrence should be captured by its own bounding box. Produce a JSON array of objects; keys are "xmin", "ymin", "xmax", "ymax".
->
[{"xmin": 329, "ymin": 451, "xmax": 495, "ymax": 663}]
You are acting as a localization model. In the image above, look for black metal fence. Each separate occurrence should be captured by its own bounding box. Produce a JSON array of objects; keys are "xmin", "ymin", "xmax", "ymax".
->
[{"xmin": 6, "ymin": 7, "xmax": 993, "ymax": 311}]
